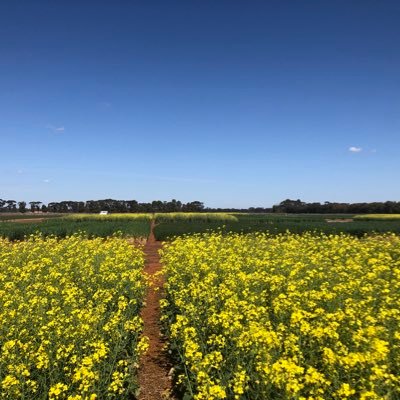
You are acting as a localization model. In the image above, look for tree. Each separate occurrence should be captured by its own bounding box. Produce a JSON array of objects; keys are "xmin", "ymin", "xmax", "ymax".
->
[
  {"xmin": 29, "ymin": 201, "xmax": 42, "ymax": 212},
  {"xmin": 126, "ymin": 200, "xmax": 139, "ymax": 213},
  {"xmin": 183, "ymin": 201, "xmax": 204, "ymax": 212},
  {"xmin": 18, "ymin": 201, "xmax": 27, "ymax": 213},
  {"xmin": 6, "ymin": 200, "xmax": 17, "ymax": 212}
]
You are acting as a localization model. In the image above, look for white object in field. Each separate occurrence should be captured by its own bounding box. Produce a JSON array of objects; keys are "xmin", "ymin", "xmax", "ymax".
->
[{"xmin": 99, "ymin": 211, "xmax": 108, "ymax": 215}]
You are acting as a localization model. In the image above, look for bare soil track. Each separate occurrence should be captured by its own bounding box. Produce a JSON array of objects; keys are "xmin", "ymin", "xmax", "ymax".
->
[{"xmin": 138, "ymin": 222, "xmax": 173, "ymax": 400}]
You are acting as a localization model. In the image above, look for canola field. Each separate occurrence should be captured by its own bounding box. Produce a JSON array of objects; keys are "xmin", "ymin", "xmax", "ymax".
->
[
  {"xmin": 161, "ymin": 232, "xmax": 400, "ymax": 400},
  {"xmin": 354, "ymin": 214, "xmax": 400, "ymax": 221},
  {"xmin": 0, "ymin": 234, "xmax": 147, "ymax": 399},
  {"xmin": 65, "ymin": 213, "xmax": 153, "ymax": 221}
]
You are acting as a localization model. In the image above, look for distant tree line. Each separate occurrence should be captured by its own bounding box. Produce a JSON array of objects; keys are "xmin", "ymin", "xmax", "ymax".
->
[
  {"xmin": 203, "ymin": 207, "xmax": 273, "ymax": 213},
  {"xmin": 1, "ymin": 197, "xmax": 399, "ymax": 214},
  {"xmin": 272, "ymin": 199, "xmax": 400, "ymax": 214},
  {"xmin": 0, "ymin": 198, "xmax": 205, "ymax": 213}
]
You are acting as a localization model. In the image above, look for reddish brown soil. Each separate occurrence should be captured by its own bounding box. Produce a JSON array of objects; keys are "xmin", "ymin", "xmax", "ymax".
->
[{"xmin": 138, "ymin": 222, "xmax": 173, "ymax": 400}]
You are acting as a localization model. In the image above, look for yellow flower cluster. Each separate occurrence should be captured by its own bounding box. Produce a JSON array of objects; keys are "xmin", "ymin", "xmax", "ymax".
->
[
  {"xmin": 155, "ymin": 213, "xmax": 238, "ymax": 223},
  {"xmin": 65, "ymin": 213, "xmax": 152, "ymax": 220},
  {"xmin": 0, "ymin": 234, "xmax": 147, "ymax": 399},
  {"xmin": 161, "ymin": 232, "xmax": 400, "ymax": 399},
  {"xmin": 354, "ymin": 214, "xmax": 400, "ymax": 221}
]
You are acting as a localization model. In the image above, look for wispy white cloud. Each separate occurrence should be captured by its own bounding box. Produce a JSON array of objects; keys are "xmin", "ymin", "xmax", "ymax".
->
[
  {"xmin": 43, "ymin": 179, "xmax": 51, "ymax": 183},
  {"xmin": 349, "ymin": 146, "xmax": 362, "ymax": 153},
  {"xmin": 46, "ymin": 124, "xmax": 65, "ymax": 133}
]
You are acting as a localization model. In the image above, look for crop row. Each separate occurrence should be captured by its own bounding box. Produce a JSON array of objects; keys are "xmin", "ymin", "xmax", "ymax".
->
[
  {"xmin": 0, "ymin": 234, "xmax": 147, "ymax": 399},
  {"xmin": 154, "ymin": 214, "xmax": 400, "ymax": 240},
  {"xmin": 64, "ymin": 213, "xmax": 153, "ymax": 221},
  {"xmin": 0, "ymin": 219, "xmax": 151, "ymax": 241},
  {"xmin": 354, "ymin": 214, "xmax": 400, "ymax": 221},
  {"xmin": 161, "ymin": 232, "xmax": 400, "ymax": 399},
  {"xmin": 65, "ymin": 212, "xmax": 238, "ymax": 223},
  {"xmin": 0, "ymin": 213, "xmax": 239, "ymax": 241}
]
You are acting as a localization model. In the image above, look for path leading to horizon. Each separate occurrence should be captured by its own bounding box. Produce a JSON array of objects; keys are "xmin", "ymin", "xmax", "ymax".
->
[{"xmin": 138, "ymin": 222, "xmax": 173, "ymax": 400}]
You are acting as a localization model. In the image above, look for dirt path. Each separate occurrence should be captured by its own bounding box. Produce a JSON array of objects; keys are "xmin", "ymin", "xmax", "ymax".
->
[{"xmin": 138, "ymin": 222, "xmax": 173, "ymax": 400}]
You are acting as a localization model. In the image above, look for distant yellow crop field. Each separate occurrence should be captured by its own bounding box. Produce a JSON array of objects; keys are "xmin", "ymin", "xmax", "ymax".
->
[
  {"xmin": 354, "ymin": 214, "xmax": 400, "ymax": 221},
  {"xmin": 65, "ymin": 213, "xmax": 153, "ymax": 220},
  {"xmin": 64, "ymin": 212, "xmax": 238, "ymax": 223},
  {"xmin": 155, "ymin": 212, "xmax": 238, "ymax": 223}
]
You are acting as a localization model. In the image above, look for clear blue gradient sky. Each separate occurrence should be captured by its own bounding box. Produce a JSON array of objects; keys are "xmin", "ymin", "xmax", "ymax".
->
[{"xmin": 1, "ymin": 1, "xmax": 399, "ymax": 208}]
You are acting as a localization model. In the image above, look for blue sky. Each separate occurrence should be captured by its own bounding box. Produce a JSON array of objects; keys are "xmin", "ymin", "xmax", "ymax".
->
[{"xmin": 1, "ymin": 1, "xmax": 399, "ymax": 208}]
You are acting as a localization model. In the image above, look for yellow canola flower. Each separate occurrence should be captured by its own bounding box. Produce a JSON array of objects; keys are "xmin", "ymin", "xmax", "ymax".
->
[
  {"xmin": 0, "ymin": 234, "xmax": 147, "ymax": 399},
  {"xmin": 49, "ymin": 383, "xmax": 68, "ymax": 399},
  {"xmin": 161, "ymin": 232, "xmax": 400, "ymax": 399}
]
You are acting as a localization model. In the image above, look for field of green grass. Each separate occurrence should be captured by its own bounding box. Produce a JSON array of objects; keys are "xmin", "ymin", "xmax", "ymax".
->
[
  {"xmin": 0, "ymin": 213, "xmax": 63, "ymax": 221},
  {"xmin": 0, "ymin": 218, "xmax": 150, "ymax": 240},
  {"xmin": 154, "ymin": 213, "xmax": 400, "ymax": 240},
  {"xmin": 1, "ymin": 212, "xmax": 400, "ymax": 241}
]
